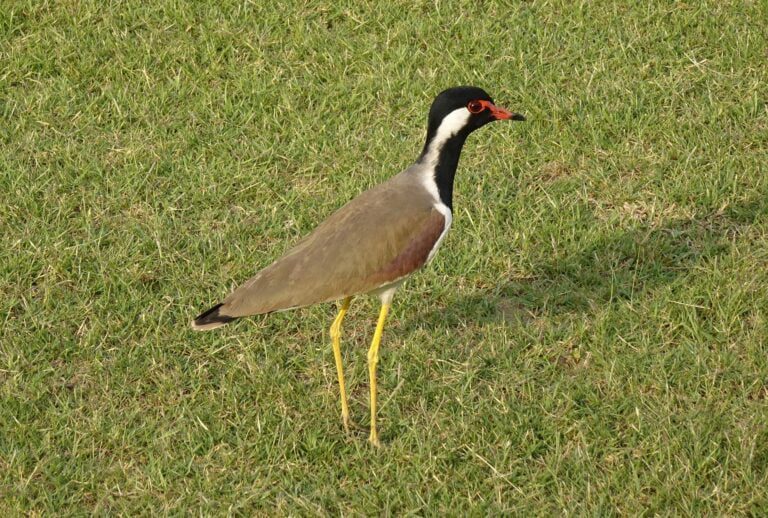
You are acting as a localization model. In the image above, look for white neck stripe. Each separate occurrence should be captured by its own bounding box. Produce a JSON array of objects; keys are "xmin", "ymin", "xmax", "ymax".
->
[{"xmin": 421, "ymin": 107, "xmax": 471, "ymax": 167}]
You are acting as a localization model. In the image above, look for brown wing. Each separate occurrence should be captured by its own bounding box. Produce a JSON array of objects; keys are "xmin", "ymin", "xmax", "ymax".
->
[{"xmin": 217, "ymin": 172, "xmax": 446, "ymax": 317}]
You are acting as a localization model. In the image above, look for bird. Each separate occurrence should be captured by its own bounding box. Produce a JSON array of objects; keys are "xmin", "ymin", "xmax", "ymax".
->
[{"xmin": 191, "ymin": 86, "xmax": 525, "ymax": 446}]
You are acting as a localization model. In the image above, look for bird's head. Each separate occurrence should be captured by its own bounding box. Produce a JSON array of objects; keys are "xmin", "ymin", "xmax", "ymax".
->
[
  {"xmin": 425, "ymin": 86, "xmax": 525, "ymax": 139},
  {"xmin": 420, "ymin": 86, "xmax": 525, "ymax": 165}
]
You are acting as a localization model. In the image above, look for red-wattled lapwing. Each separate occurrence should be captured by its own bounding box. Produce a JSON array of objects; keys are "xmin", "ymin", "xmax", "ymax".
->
[{"xmin": 192, "ymin": 86, "xmax": 525, "ymax": 446}]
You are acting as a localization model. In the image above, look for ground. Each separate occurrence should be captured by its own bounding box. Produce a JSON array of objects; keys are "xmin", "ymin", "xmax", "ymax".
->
[{"xmin": 2, "ymin": 0, "xmax": 768, "ymax": 514}]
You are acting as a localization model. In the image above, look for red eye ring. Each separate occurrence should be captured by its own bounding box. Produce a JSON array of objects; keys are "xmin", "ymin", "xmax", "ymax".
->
[{"xmin": 467, "ymin": 100, "xmax": 484, "ymax": 114}]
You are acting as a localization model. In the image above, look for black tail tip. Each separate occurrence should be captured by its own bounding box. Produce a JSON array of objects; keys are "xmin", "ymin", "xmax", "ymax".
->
[{"xmin": 191, "ymin": 303, "xmax": 235, "ymax": 330}]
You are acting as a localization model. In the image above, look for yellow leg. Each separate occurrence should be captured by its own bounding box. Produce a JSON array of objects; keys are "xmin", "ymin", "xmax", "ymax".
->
[
  {"xmin": 330, "ymin": 297, "xmax": 353, "ymax": 432},
  {"xmin": 367, "ymin": 303, "xmax": 390, "ymax": 447}
]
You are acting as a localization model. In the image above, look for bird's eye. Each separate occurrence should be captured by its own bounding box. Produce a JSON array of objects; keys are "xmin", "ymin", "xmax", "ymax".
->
[{"xmin": 467, "ymin": 100, "xmax": 484, "ymax": 114}]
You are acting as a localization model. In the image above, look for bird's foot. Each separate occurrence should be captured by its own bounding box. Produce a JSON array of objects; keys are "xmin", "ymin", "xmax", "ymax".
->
[{"xmin": 342, "ymin": 414, "xmax": 354, "ymax": 434}]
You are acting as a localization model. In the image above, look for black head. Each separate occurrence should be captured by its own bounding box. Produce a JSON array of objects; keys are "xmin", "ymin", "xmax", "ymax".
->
[
  {"xmin": 418, "ymin": 86, "xmax": 525, "ymax": 209},
  {"xmin": 424, "ymin": 86, "xmax": 525, "ymax": 142}
]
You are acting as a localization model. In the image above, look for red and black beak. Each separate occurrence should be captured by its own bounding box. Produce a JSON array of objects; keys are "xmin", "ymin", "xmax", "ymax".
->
[
  {"xmin": 471, "ymin": 100, "xmax": 526, "ymax": 121},
  {"xmin": 487, "ymin": 102, "xmax": 525, "ymax": 121}
]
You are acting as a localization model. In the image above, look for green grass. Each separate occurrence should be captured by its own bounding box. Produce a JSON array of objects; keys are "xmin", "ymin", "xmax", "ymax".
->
[{"xmin": 2, "ymin": 0, "xmax": 768, "ymax": 513}]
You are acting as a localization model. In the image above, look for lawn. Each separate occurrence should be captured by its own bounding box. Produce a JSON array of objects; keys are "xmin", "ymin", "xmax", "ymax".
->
[{"xmin": 2, "ymin": 0, "xmax": 767, "ymax": 514}]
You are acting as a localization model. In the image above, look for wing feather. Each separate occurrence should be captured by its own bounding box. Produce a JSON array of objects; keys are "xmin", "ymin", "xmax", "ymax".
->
[{"xmin": 218, "ymin": 170, "xmax": 446, "ymax": 317}]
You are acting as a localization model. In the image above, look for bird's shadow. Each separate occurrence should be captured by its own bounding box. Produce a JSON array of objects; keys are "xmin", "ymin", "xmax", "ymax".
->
[{"xmin": 399, "ymin": 193, "xmax": 768, "ymax": 332}]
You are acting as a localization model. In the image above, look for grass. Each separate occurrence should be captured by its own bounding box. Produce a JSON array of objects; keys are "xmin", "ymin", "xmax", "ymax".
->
[{"xmin": 2, "ymin": 0, "xmax": 768, "ymax": 513}]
